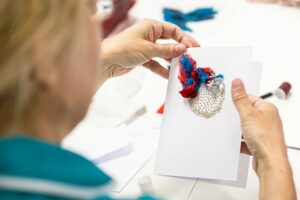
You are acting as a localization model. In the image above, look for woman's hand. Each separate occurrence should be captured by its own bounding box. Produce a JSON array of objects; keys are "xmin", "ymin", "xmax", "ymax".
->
[
  {"xmin": 232, "ymin": 79, "xmax": 287, "ymax": 171},
  {"xmin": 99, "ymin": 19, "xmax": 200, "ymax": 82},
  {"xmin": 231, "ymin": 79, "xmax": 296, "ymax": 200}
]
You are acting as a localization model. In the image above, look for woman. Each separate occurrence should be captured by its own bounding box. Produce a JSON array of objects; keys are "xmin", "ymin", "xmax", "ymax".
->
[{"xmin": 0, "ymin": 0, "xmax": 296, "ymax": 199}]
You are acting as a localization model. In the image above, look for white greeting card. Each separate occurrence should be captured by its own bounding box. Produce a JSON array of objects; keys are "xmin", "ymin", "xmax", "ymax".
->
[
  {"xmin": 155, "ymin": 47, "xmax": 262, "ymax": 184},
  {"xmin": 197, "ymin": 61, "xmax": 262, "ymax": 187}
]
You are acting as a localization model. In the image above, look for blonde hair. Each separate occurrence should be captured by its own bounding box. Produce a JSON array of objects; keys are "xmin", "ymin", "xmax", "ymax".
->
[{"xmin": 0, "ymin": 0, "xmax": 90, "ymax": 129}]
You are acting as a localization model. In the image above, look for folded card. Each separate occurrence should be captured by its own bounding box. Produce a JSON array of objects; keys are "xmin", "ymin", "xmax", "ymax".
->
[{"xmin": 155, "ymin": 47, "xmax": 262, "ymax": 184}]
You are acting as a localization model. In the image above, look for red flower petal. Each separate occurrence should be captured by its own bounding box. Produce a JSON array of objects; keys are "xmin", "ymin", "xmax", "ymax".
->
[
  {"xmin": 179, "ymin": 83, "xmax": 197, "ymax": 98},
  {"xmin": 192, "ymin": 70, "xmax": 198, "ymax": 82},
  {"xmin": 202, "ymin": 67, "xmax": 214, "ymax": 74}
]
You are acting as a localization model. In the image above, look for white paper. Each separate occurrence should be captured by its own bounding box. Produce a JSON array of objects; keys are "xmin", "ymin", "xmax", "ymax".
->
[
  {"xmin": 85, "ymin": 95, "xmax": 146, "ymax": 128},
  {"xmin": 99, "ymin": 114, "xmax": 161, "ymax": 192},
  {"xmin": 62, "ymin": 122, "xmax": 133, "ymax": 164},
  {"xmin": 155, "ymin": 47, "xmax": 262, "ymax": 182},
  {"xmin": 196, "ymin": 61, "xmax": 262, "ymax": 187},
  {"xmin": 198, "ymin": 153, "xmax": 250, "ymax": 188}
]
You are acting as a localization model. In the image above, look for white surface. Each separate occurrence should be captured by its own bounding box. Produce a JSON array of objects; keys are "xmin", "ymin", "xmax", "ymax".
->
[
  {"xmin": 111, "ymin": 155, "xmax": 198, "ymax": 200},
  {"xmin": 155, "ymin": 47, "xmax": 261, "ymax": 182},
  {"xmin": 110, "ymin": 150, "xmax": 300, "ymax": 199},
  {"xmin": 198, "ymin": 153, "xmax": 250, "ymax": 188},
  {"xmin": 99, "ymin": 114, "xmax": 161, "ymax": 192},
  {"xmin": 62, "ymin": 123, "xmax": 132, "ymax": 163},
  {"xmin": 86, "ymin": 94, "xmax": 145, "ymax": 128},
  {"xmin": 86, "ymin": 68, "xmax": 146, "ymax": 128},
  {"xmin": 91, "ymin": 0, "xmax": 300, "ymax": 199},
  {"xmin": 188, "ymin": 149, "xmax": 300, "ymax": 200}
]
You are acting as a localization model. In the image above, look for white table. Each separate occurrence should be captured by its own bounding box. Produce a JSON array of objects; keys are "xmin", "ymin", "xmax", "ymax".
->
[{"xmin": 103, "ymin": 0, "xmax": 300, "ymax": 199}]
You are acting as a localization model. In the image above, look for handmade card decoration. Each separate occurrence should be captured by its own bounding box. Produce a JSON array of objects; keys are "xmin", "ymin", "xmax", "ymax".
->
[
  {"xmin": 155, "ymin": 47, "xmax": 262, "ymax": 188},
  {"xmin": 178, "ymin": 54, "xmax": 225, "ymax": 118}
]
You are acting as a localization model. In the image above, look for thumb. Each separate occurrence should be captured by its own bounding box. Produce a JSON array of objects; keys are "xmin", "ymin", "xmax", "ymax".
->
[
  {"xmin": 152, "ymin": 43, "xmax": 186, "ymax": 58},
  {"xmin": 231, "ymin": 78, "xmax": 253, "ymax": 120}
]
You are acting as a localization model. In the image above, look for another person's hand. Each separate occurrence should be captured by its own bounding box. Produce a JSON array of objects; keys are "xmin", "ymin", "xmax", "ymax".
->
[
  {"xmin": 231, "ymin": 78, "xmax": 296, "ymax": 200},
  {"xmin": 100, "ymin": 19, "xmax": 200, "ymax": 81}
]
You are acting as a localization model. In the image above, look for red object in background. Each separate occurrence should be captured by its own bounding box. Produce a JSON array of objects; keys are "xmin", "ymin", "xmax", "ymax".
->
[
  {"xmin": 102, "ymin": 0, "xmax": 136, "ymax": 37},
  {"xmin": 157, "ymin": 104, "xmax": 164, "ymax": 114},
  {"xmin": 279, "ymin": 82, "xmax": 292, "ymax": 96}
]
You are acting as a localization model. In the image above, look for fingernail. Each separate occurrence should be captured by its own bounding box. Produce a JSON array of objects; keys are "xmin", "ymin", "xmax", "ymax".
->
[
  {"xmin": 232, "ymin": 78, "xmax": 243, "ymax": 90},
  {"xmin": 175, "ymin": 44, "xmax": 186, "ymax": 53}
]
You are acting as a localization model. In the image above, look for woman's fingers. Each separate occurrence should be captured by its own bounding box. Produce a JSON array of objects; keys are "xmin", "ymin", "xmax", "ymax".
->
[
  {"xmin": 164, "ymin": 58, "xmax": 172, "ymax": 63},
  {"xmin": 231, "ymin": 78, "xmax": 254, "ymax": 120},
  {"xmin": 159, "ymin": 21, "xmax": 200, "ymax": 47},
  {"xmin": 147, "ymin": 19, "xmax": 200, "ymax": 48},
  {"xmin": 143, "ymin": 59, "xmax": 169, "ymax": 79},
  {"xmin": 150, "ymin": 43, "xmax": 186, "ymax": 59}
]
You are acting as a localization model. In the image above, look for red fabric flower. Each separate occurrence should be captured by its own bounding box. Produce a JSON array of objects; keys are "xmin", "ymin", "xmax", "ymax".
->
[
  {"xmin": 179, "ymin": 83, "xmax": 198, "ymax": 98},
  {"xmin": 178, "ymin": 54, "xmax": 216, "ymax": 98}
]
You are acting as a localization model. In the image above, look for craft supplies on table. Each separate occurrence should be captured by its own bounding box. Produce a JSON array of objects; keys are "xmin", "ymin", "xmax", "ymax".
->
[
  {"xmin": 163, "ymin": 7, "xmax": 217, "ymax": 32},
  {"xmin": 260, "ymin": 81, "xmax": 292, "ymax": 99},
  {"xmin": 138, "ymin": 175, "xmax": 156, "ymax": 195}
]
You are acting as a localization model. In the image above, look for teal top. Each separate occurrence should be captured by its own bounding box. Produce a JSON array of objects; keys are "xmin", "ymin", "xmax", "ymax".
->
[{"xmin": 0, "ymin": 135, "xmax": 160, "ymax": 200}]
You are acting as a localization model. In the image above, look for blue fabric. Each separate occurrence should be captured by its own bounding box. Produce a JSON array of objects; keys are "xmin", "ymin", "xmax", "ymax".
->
[
  {"xmin": 196, "ymin": 67, "xmax": 209, "ymax": 85},
  {"xmin": 184, "ymin": 78, "xmax": 194, "ymax": 87},
  {"xmin": 0, "ymin": 135, "xmax": 162, "ymax": 200},
  {"xmin": 0, "ymin": 135, "xmax": 111, "ymax": 187},
  {"xmin": 180, "ymin": 54, "xmax": 193, "ymax": 74},
  {"xmin": 215, "ymin": 74, "xmax": 224, "ymax": 79},
  {"xmin": 163, "ymin": 7, "xmax": 217, "ymax": 32},
  {"xmin": 0, "ymin": 189, "xmax": 68, "ymax": 200}
]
